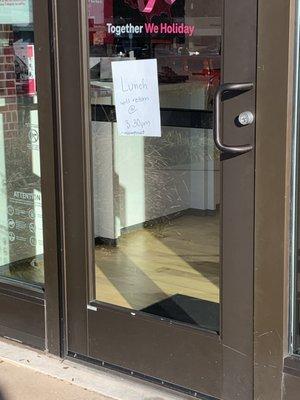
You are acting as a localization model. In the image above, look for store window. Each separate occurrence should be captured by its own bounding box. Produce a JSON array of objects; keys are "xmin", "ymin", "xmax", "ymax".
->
[
  {"xmin": 88, "ymin": 0, "xmax": 221, "ymax": 330},
  {"xmin": 0, "ymin": 1, "xmax": 44, "ymax": 285}
]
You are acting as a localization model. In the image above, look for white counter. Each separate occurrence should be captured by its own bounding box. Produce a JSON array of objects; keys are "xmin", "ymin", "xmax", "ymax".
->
[{"xmin": 91, "ymin": 82, "xmax": 219, "ymax": 240}]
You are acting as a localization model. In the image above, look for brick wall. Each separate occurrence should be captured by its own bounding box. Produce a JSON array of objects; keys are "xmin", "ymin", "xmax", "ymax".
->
[{"xmin": 0, "ymin": 23, "xmax": 18, "ymax": 139}]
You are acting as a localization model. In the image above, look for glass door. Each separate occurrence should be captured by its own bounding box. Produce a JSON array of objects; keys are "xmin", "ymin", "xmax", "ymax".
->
[{"xmin": 58, "ymin": 0, "xmax": 257, "ymax": 399}]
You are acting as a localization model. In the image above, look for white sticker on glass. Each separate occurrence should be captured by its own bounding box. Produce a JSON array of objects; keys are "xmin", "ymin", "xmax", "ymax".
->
[{"xmin": 0, "ymin": 0, "xmax": 33, "ymax": 25}]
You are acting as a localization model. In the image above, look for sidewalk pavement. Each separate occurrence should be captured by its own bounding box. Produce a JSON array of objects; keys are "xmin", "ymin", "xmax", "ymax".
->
[
  {"xmin": 0, "ymin": 359, "xmax": 111, "ymax": 400},
  {"xmin": 0, "ymin": 339, "xmax": 191, "ymax": 400}
]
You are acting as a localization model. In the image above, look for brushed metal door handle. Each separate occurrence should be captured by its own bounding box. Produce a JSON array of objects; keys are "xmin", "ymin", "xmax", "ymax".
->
[{"xmin": 214, "ymin": 82, "xmax": 254, "ymax": 155}]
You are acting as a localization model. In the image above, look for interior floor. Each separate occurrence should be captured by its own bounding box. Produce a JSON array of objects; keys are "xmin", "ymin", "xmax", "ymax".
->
[
  {"xmin": 0, "ymin": 256, "xmax": 44, "ymax": 286},
  {"xmin": 0, "ymin": 213, "xmax": 220, "ymax": 329},
  {"xmin": 95, "ymin": 213, "xmax": 220, "ymax": 317}
]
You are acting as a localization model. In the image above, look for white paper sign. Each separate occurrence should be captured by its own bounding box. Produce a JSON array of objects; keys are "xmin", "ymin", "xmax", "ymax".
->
[
  {"xmin": 0, "ymin": 0, "xmax": 33, "ymax": 25},
  {"xmin": 112, "ymin": 59, "xmax": 161, "ymax": 137}
]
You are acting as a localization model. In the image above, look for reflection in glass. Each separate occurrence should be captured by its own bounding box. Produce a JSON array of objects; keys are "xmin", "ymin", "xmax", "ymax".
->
[
  {"xmin": 0, "ymin": 1, "xmax": 44, "ymax": 285},
  {"xmin": 89, "ymin": 0, "xmax": 221, "ymax": 330}
]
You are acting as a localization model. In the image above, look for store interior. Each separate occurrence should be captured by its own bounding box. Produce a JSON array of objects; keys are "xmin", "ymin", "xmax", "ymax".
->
[
  {"xmin": 0, "ymin": 9, "xmax": 44, "ymax": 286},
  {"xmin": 89, "ymin": 0, "xmax": 222, "ymax": 330}
]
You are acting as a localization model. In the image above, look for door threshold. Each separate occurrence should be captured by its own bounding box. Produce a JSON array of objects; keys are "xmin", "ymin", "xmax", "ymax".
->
[
  {"xmin": 0, "ymin": 338, "xmax": 200, "ymax": 400},
  {"xmin": 68, "ymin": 352, "xmax": 220, "ymax": 400}
]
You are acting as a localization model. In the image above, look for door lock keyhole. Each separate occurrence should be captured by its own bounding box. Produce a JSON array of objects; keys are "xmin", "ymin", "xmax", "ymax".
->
[{"xmin": 238, "ymin": 111, "xmax": 255, "ymax": 126}]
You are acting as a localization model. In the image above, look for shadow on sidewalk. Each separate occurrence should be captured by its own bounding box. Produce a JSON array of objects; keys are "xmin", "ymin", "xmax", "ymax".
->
[{"xmin": 0, "ymin": 390, "xmax": 6, "ymax": 400}]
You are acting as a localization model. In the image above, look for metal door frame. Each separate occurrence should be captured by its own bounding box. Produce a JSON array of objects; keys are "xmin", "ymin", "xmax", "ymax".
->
[
  {"xmin": 53, "ymin": 0, "xmax": 258, "ymax": 398},
  {"xmin": 254, "ymin": 0, "xmax": 300, "ymax": 398}
]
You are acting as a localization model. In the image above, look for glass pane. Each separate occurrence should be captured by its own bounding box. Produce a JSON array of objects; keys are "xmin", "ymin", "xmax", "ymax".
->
[
  {"xmin": 89, "ymin": 0, "xmax": 221, "ymax": 331},
  {"xmin": 0, "ymin": 2, "xmax": 44, "ymax": 285}
]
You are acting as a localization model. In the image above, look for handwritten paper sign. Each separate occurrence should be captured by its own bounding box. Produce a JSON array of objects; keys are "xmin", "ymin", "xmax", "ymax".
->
[
  {"xmin": 0, "ymin": 0, "xmax": 33, "ymax": 24},
  {"xmin": 112, "ymin": 59, "xmax": 161, "ymax": 137}
]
